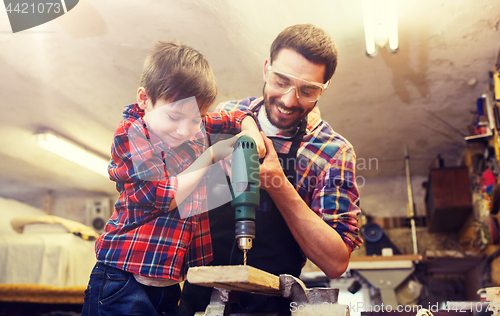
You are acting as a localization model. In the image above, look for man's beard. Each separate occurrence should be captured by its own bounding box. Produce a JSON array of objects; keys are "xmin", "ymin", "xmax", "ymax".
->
[{"xmin": 262, "ymin": 83, "xmax": 315, "ymax": 131}]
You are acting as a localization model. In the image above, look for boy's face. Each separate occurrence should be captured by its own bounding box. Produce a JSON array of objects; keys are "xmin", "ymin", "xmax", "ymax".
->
[{"xmin": 141, "ymin": 95, "xmax": 206, "ymax": 148}]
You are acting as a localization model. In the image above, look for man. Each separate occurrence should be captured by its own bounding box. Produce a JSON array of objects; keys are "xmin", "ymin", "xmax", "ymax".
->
[{"xmin": 179, "ymin": 23, "xmax": 362, "ymax": 315}]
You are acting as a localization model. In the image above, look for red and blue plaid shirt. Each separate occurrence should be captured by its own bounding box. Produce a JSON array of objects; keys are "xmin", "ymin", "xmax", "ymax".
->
[
  {"xmin": 218, "ymin": 97, "xmax": 363, "ymax": 251},
  {"xmin": 95, "ymin": 103, "xmax": 252, "ymax": 281}
]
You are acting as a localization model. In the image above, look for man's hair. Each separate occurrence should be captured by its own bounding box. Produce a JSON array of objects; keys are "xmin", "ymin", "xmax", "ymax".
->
[
  {"xmin": 140, "ymin": 41, "xmax": 217, "ymax": 112},
  {"xmin": 270, "ymin": 24, "xmax": 338, "ymax": 83}
]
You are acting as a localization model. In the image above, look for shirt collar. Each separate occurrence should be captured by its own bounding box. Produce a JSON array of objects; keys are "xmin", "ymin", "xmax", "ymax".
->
[{"xmin": 257, "ymin": 106, "xmax": 282, "ymax": 137}]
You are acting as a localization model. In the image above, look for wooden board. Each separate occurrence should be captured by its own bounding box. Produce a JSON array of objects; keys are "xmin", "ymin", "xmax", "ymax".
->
[
  {"xmin": 370, "ymin": 216, "xmax": 427, "ymax": 229},
  {"xmin": 349, "ymin": 254, "xmax": 422, "ymax": 262},
  {"xmin": 0, "ymin": 284, "xmax": 85, "ymax": 304},
  {"xmin": 425, "ymin": 167, "xmax": 473, "ymax": 233},
  {"xmin": 187, "ymin": 265, "xmax": 281, "ymax": 296}
]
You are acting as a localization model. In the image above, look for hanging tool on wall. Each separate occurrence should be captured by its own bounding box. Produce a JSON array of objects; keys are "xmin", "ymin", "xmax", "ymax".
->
[{"xmin": 404, "ymin": 146, "xmax": 419, "ymax": 255}]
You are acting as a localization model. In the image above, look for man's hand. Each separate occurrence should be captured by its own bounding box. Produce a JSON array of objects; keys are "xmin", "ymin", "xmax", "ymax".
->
[
  {"xmin": 257, "ymin": 131, "xmax": 350, "ymax": 278},
  {"xmin": 259, "ymin": 132, "xmax": 292, "ymax": 191}
]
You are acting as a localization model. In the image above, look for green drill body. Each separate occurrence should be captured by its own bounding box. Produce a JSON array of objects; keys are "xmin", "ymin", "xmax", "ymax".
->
[{"xmin": 230, "ymin": 135, "xmax": 260, "ymax": 264}]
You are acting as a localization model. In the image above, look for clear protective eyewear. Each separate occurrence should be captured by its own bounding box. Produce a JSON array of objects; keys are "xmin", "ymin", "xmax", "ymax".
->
[{"xmin": 265, "ymin": 65, "xmax": 330, "ymax": 103}]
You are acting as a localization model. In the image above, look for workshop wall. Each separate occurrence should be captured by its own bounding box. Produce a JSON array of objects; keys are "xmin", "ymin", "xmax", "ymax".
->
[{"xmin": 359, "ymin": 175, "xmax": 428, "ymax": 218}]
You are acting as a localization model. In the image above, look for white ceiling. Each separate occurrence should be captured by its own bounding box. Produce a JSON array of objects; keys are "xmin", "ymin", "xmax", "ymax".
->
[{"xmin": 0, "ymin": 0, "xmax": 499, "ymax": 205}]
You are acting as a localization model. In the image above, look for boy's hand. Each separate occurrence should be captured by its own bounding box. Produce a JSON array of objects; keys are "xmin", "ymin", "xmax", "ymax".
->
[
  {"xmin": 240, "ymin": 116, "xmax": 266, "ymax": 158},
  {"xmin": 210, "ymin": 133, "xmax": 242, "ymax": 163},
  {"xmin": 246, "ymin": 130, "xmax": 266, "ymax": 159}
]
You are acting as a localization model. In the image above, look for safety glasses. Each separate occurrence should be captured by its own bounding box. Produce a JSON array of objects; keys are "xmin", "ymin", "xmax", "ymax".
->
[{"xmin": 265, "ymin": 65, "xmax": 329, "ymax": 102}]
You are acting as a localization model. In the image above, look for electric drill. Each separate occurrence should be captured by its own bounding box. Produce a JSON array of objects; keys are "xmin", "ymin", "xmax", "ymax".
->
[{"xmin": 231, "ymin": 135, "xmax": 260, "ymax": 265}]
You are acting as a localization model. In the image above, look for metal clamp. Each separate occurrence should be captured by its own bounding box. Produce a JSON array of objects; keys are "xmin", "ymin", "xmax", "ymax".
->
[{"xmin": 280, "ymin": 274, "xmax": 339, "ymax": 305}]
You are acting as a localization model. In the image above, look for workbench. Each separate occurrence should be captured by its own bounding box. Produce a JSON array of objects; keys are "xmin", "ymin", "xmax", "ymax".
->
[{"xmin": 347, "ymin": 254, "xmax": 422, "ymax": 309}]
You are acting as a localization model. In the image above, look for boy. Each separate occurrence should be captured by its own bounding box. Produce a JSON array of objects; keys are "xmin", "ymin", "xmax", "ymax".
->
[{"xmin": 81, "ymin": 41, "xmax": 263, "ymax": 316}]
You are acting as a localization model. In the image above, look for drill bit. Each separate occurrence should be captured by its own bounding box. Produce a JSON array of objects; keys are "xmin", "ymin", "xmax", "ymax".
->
[{"xmin": 243, "ymin": 250, "xmax": 247, "ymax": 265}]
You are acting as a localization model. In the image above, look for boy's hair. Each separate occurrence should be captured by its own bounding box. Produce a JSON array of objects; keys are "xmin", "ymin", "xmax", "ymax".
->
[
  {"xmin": 140, "ymin": 41, "xmax": 217, "ymax": 112},
  {"xmin": 270, "ymin": 24, "xmax": 338, "ymax": 84}
]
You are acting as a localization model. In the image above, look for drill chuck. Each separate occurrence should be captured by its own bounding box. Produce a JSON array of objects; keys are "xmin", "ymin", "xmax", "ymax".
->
[{"xmin": 235, "ymin": 220, "xmax": 255, "ymax": 251}]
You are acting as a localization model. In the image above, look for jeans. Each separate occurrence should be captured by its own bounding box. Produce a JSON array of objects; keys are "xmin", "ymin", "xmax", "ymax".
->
[{"xmin": 81, "ymin": 263, "xmax": 181, "ymax": 316}]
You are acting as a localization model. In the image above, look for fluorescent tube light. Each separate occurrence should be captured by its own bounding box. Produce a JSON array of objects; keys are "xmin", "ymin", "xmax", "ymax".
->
[
  {"xmin": 36, "ymin": 130, "xmax": 109, "ymax": 178},
  {"xmin": 362, "ymin": 0, "xmax": 377, "ymax": 56},
  {"xmin": 361, "ymin": 0, "xmax": 398, "ymax": 57},
  {"xmin": 387, "ymin": 0, "xmax": 399, "ymax": 51}
]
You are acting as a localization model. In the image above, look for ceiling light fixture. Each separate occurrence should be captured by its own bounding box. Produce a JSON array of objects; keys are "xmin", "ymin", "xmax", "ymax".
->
[
  {"xmin": 35, "ymin": 130, "xmax": 109, "ymax": 178},
  {"xmin": 361, "ymin": 0, "xmax": 399, "ymax": 57}
]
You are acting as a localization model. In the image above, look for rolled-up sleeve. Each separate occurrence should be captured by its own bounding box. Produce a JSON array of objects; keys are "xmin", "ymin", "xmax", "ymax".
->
[
  {"xmin": 202, "ymin": 110, "xmax": 254, "ymax": 141},
  {"xmin": 311, "ymin": 145, "xmax": 362, "ymax": 252}
]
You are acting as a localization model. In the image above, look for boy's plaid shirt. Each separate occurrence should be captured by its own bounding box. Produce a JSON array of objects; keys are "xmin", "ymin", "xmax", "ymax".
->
[
  {"xmin": 218, "ymin": 97, "xmax": 363, "ymax": 251},
  {"xmin": 95, "ymin": 103, "xmax": 251, "ymax": 281}
]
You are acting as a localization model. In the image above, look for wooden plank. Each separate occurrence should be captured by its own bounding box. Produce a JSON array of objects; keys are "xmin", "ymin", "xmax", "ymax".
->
[
  {"xmin": 486, "ymin": 287, "xmax": 500, "ymax": 302},
  {"xmin": 350, "ymin": 254, "xmax": 422, "ymax": 262},
  {"xmin": 492, "ymin": 258, "xmax": 500, "ymax": 286},
  {"xmin": 0, "ymin": 284, "xmax": 85, "ymax": 304},
  {"xmin": 426, "ymin": 167, "xmax": 473, "ymax": 233},
  {"xmin": 187, "ymin": 265, "xmax": 281, "ymax": 296},
  {"xmin": 371, "ymin": 216, "xmax": 427, "ymax": 229},
  {"xmin": 348, "ymin": 260, "xmax": 413, "ymax": 270}
]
